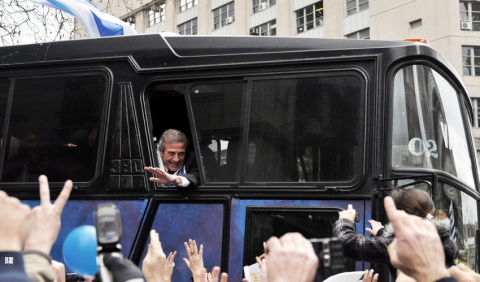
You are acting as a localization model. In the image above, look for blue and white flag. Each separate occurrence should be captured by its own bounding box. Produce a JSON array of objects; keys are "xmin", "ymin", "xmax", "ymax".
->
[
  {"xmin": 28, "ymin": 0, "xmax": 138, "ymax": 38},
  {"xmin": 449, "ymin": 200, "xmax": 456, "ymax": 241}
]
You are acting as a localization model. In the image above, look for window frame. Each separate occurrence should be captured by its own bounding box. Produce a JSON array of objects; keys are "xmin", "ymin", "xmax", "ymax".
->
[
  {"xmin": 345, "ymin": 28, "xmax": 370, "ymax": 39},
  {"xmin": 462, "ymin": 46, "xmax": 480, "ymax": 76},
  {"xmin": 386, "ymin": 60, "xmax": 480, "ymax": 194},
  {"xmin": 346, "ymin": 0, "xmax": 369, "ymax": 16},
  {"xmin": 251, "ymin": 19, "xmax": 277, "ymax": 37},
  {"xmin": 186, "ymin": 69, "xmax": 369, "ymax": 189},
  {"xmin": 179, "ymin": 0, "xmax": 198, "ymax": 13},
  {"xmin": 460, "ymin": 1, "xmax": 480, "ymax": 31},
  {"xmin": 213, "ymin": 2, "xmax": 235, "ymax": 30},
  {"xmin": 295, "ymin": 1, "xmax": 324, "ymax": 34},
  {"xmin": 178, "ymin": 18, "xmax": 198, "ymax": 35},
  {"xmin": 0, "ymin": 69, "xmax": 111, "ymax": 190},
  {"xmin": 243, "ymin": 205, "xmax": 356, "ymax": 272},
  {"xmin": 471, "ymin": 98, "xmax": 480, "ymax": 128},
  {"xmin": 148, "ymin": 4, "xmax": 165, "ymax": 27},
  {"xmin": 186, "ymin": 79, "xmax": 247, "ymax": 185},
  {"xmin": 252, "ymin": 0, "xmax": 276, "ymax": 14}
]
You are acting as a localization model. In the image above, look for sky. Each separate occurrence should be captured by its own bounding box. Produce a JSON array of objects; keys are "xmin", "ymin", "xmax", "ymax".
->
[{"xmin": 0, "ymin": 0, "xmax": 74, "ymax": 46}]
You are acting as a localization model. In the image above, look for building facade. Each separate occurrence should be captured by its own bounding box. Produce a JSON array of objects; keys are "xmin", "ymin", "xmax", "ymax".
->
[{"xmin": 75, "ymin": 0, "xmax": 480, "ymax": 157}]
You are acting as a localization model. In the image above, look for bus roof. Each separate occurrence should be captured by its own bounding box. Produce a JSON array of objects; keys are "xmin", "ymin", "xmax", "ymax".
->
[
  {"xmin": 0, "ymin": 34, "xmax": 469, "ymax": 116},
  {"xmin": 0, "ymin": 34, "xmax": 426, "ymax": 68}
]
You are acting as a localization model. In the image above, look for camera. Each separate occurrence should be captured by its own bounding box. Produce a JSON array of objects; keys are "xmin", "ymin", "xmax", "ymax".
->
[
  {"xmin": 94, "ymin": 203, "xmax": 122, "ymax": 253},
  {"xmin": 94, "ymin": 203, "xmax": 123, "ymax": 282},
  {"xmin": 309, "ymin": 237, "xmax": 344, "ymax": 269}
]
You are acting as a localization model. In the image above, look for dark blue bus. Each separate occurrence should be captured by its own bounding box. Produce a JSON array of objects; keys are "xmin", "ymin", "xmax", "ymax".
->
[{"xmin": 0, "ymin": 34, "xmax": 478, "ymax": 281}]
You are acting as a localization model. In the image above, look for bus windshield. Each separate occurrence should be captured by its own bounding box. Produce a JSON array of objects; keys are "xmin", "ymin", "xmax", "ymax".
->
[{"xmin": 391, "ymin": 65, "xmax": 475, "ymax": 188}]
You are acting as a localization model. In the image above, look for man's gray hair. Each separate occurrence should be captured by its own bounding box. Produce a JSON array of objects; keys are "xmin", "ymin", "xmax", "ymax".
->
[{"xmin": 158, "ymin": 129, "xmax": 189, "ymax": 152}]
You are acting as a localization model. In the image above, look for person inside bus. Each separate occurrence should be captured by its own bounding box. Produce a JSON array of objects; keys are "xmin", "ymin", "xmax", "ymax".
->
[
  {"xmin": 333, "ymin": 188, "xmax": 458, "ymax": 279},
  {"xmin": 145, "ymin": 129, "xmax": 200, "ymax": 188}
]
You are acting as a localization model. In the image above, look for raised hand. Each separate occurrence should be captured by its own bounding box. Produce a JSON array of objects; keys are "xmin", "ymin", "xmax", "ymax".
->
[
  {"xmin": 143, "ymin": 230, "xmax": 167, "ymax": 282},
  {"xmin": 24, "ymin": 175, "xmax": 72, "ymax": 254},
  {"xmin": 0, "ymin": 190, "xmax": 31, "ymax": 251},
  {"xmin": 338, "ymin": 204, "xmax": 356, "ymax": 222},
  {"xmin": 164, "ymin": 251, "xmax": 177, "ymax": 282},
  {"xmin": 265, "ymin": 232, "xmax": 318, "ymax": 282},
  {"xmin": 200, "ymin": 267, "xmax": 228, "ymax": 282},
  {"xmin": 384, "ymin": 196, "xmax": 451, "ymax": 282},
  {"xmin": 183, "ymin": 239, "xmax": 204, "ymax": 282},
  {"xmin": 365, "ymin": 220, "xmax": 384, "ymax": 236},
  {"xmin": 362, "ymin": 269, "xmax": 378, "ymax": 282},
  {"xmin": 145, "ymin": 167, "xmax": 174, "ymax": 184}
]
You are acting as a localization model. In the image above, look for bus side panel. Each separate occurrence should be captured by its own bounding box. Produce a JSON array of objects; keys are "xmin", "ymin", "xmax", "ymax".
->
[
  {"xmin": 363, "ymin": 199, "xmax": 373, "ymax": 270},
  {"xmin": 228, "ymin": 199, "xmax": 366, "ymax": 280},
  {"xmin": 22, "ymin": 199, "xmax": 149, "ymax": 273},
  {"xmin": 138, "ymin": 203, "xmax": 224, "ymax": 282}
]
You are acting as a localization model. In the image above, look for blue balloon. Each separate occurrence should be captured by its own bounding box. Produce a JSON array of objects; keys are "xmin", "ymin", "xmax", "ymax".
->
[{"xmin": 63, "ymin": 225, "xmax": 98, "ymax": 276}]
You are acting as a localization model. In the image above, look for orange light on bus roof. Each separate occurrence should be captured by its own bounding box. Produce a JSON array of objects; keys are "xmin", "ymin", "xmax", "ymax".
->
[{"xmin": 405, "ymin": 38, "xmax": 429, "ymax": 45}]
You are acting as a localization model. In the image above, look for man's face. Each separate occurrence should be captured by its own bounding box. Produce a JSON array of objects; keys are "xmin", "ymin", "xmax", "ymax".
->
[{"xmin": 160, "ymin": 141, "xmax": 186, "ymax": 172}]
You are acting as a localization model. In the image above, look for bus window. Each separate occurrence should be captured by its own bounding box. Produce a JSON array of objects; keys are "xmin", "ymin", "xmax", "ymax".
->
[
  {"xmin": 149, "ymin": 84, "xmax": 192, "ymax": 151},
  {"xmin": 392, "ymin": 65, "xmax": 475, "ymax": 188},
  {"xmin": 1, "ymin": 74, "xmax": 106, "ymax": 183},
  {"xmin": 246, "ymin": 74, "xmax": 364, "ymax": 183},
  {"xmin": 190, "ymin": 83, "xmax": 244, "ymax": 182},
  {"xmin": 244, "ymin": 207, "xmax": 355, "ymax": 280}
]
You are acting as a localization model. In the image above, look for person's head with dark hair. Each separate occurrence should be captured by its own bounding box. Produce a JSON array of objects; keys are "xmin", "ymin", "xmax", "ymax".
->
[{"xmin": 390, "ymin": 188, "xmax": 434, "ymax": 218}]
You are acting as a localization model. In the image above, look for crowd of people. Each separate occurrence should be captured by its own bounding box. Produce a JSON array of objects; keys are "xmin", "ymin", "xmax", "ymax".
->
[{"xmin": 2, "ymin": 175, "xmax": 480, "ymax": 282}]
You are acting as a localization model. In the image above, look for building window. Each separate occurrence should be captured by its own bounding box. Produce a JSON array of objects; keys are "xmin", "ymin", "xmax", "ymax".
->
[
  {"xmin": 214, "ymin": 2, "xmax": 235, "ymax": 30},
  {"xmin": 251, "ymin": 19, "xmax": 276, "ymax": 36},
  {"xmin": 345, "ymin": 28, "xmax": 370, "ymax": 39},
  {"xmin": 296, "ymin": 2, "xmax": 323, "ymax": 34},
  {"xmin": 460, "ymin": 2, "xmax": 480, "ymax": 31},
  {"xmin": 471, "ymin": 98, "xmax": 480, "ymax": 128},
  {"xmin": 179, "ymin": 18, "xmax": 197, "ymax": 35},
  {"xmin": 180, "ymin": 0, "xmax": 198, "ymax": 13},
  {"xmin": 462, "ymin": 46, "xmax": 480, "ymax": 76},
  {"xmin": 253, "ymin": 0, "xmax": 276, "ymax": 14},
  {"xmin": 148, "ymin": 4, "xmax": 165, "ymax": 26},
  {"xmin": 346, "ymin": 0, "xmax": 368, "ymax": 16}
]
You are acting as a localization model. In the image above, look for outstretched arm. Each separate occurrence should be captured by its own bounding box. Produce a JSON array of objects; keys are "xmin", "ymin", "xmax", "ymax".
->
[{"xmin": 333, "ymin": 218, "xmax": 391, "ymax": 263}]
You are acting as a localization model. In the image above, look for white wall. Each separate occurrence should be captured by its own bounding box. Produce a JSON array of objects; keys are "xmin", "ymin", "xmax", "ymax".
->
[
  {"xmin": 211, "ymin": 22, "xmax": 235, "ymax": 35},
  {"xmin": 145, "ymin": 21, "xmax": 165, "ymax": 33},
  {"xmin": 343, "ymin": 9, "xmax": 369, "ymax": 35},
  {"xmin": 177, "ymin": 5, "xmax": 198, "ymax": 25},
  {"xmin": 211, "ymin": 0, "xmax": 232, "ymax": 10},
  {"xmin": 293, "ymin": 0, "xmax": 321, "ymax": 11},
  {"xmin": 295, "ymin": 26, "xmax": 324, "ymax": 38}
]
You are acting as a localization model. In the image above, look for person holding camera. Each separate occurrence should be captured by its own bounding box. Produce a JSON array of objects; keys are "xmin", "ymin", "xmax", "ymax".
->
[{"xmin": 334, "ymin": 188, "xmax": 458, "ymax": 278}]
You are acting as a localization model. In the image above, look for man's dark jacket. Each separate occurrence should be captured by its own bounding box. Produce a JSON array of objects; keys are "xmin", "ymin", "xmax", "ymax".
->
[{"xmin": 182, "ymin": 150, "xmax": 200, "ymax": 188}]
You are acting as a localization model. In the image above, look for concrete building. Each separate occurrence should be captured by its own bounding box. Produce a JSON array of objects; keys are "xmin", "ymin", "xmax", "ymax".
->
[{"xmin": 75, "ymin": 0, "xmax": 480, "ymax": 157}]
